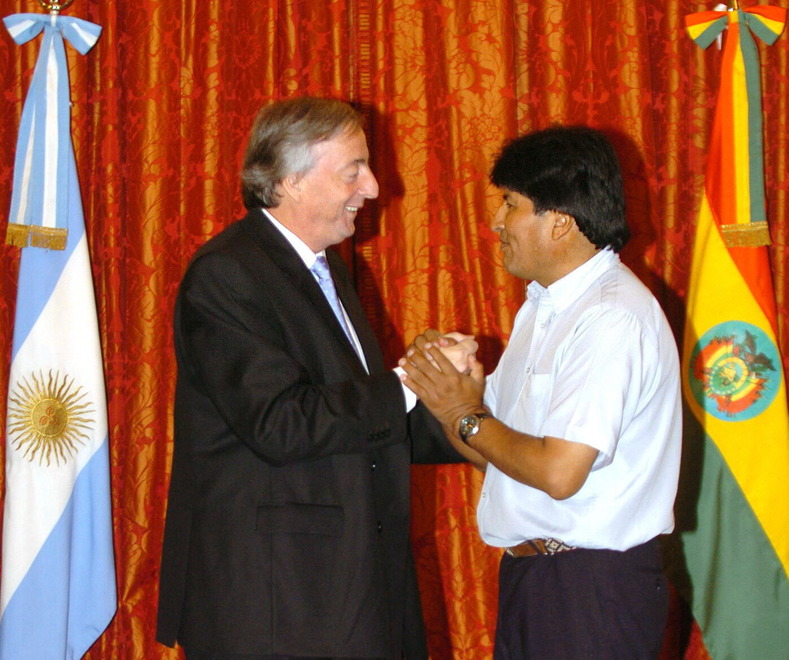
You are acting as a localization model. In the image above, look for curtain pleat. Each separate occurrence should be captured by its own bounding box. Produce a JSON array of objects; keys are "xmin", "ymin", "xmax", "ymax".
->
[{"xmin": 1, "ymin": 0, "xmax": 786, "ymax": 658}]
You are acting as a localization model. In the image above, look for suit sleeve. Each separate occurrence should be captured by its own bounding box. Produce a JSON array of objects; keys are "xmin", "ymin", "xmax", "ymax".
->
[
  {"xmin": 408, "ymin": 402, "xmax": 466, "ymax": 464},
  {"xmin": 175, "ymin": 249, "xmax": 407, "ymax": 466}
]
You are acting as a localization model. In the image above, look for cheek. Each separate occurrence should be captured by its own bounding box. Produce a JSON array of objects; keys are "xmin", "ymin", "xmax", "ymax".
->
[
  {"xmin": 505, "ymin": 219, "xmax": 525, "ymax": 245},
  {"xmin": 330, "ymin": 184, "xmax": 354, "ymax": 208}
]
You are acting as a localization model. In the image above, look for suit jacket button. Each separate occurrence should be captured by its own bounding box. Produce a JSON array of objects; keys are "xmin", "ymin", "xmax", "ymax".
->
[
  {"xmin": 377, "ymin": 522, "xmax": 383, "ymax": 533},
  {"xmin": 371, "ymin": 461, "xmax": 377, "ymax": 471}
]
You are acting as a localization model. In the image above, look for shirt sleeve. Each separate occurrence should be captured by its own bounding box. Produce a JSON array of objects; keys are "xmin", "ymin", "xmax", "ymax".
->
[
  {"xmin": 392, "ymin": 366, "xmax": 418, "ymax": 412},
  {"xmin": 539, "ymin": 307, "xmax": 647, "ymax": 469}
]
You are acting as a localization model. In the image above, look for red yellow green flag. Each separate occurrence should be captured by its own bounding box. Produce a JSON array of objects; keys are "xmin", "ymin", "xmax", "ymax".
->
[{"xmin": 681, "ymin": 6, "xmax": 789, "ymax": 658}]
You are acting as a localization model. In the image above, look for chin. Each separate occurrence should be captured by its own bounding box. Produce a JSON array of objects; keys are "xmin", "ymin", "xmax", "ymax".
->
[{"xmin": 504, "ymin": 263, "xmax": 527, "ymax": 280}]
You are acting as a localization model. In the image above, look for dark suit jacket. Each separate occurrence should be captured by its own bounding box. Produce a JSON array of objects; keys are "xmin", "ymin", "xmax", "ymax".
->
[{"xmin": 157, "ymin": 210, "xmax": 459, "ymax": 658}]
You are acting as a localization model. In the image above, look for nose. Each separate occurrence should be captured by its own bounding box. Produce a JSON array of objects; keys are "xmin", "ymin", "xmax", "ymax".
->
[
  {"xmin": 360, "ymin": 167, "xmax": 379, "ymax": 200},
  {"xmin": 490, "ymin": 203, "xmax": 506, "ymax": 233}
]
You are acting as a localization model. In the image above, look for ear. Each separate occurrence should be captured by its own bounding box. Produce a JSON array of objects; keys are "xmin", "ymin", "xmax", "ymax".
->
[
  {"xmin": 279, "ymin": 173, "xmax": 303, "ymax": 203},
  {"xmin": 551, "ymin": 213, "xmax": 576, "ymax": 241}
]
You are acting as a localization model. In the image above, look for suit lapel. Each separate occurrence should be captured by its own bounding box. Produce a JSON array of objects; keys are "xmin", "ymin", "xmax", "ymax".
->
[{"xmin": 240, "ymin": 210, "xmax": 372, "ymax": 372}]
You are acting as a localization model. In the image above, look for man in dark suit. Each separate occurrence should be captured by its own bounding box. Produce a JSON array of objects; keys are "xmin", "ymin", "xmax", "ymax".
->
[{"xmin": 156, "ymin": 97, "xmax": 472, "ymax": 659}]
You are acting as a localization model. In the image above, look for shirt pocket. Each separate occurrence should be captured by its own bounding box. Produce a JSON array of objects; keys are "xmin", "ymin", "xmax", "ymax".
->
[{"xmin": 507, "ymin": 372, "xmax": 552, "ymax": 433}]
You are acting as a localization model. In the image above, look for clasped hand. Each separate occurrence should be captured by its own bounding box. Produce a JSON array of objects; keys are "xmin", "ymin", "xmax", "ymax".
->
[{"xmin": 399, "ymin": 329, "xmax": 486, "ymax": 433}]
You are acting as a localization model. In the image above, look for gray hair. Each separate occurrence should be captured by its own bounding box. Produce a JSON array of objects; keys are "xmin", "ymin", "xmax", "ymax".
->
[{"xmin": 241, "ymin": 97, "xmax": 363, "ymax": 209}]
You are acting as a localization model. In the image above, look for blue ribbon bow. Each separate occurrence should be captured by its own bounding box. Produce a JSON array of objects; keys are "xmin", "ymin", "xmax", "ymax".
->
[{"xmin": 3, "ymin": 13, "xmax": 101, "ymax": 249}]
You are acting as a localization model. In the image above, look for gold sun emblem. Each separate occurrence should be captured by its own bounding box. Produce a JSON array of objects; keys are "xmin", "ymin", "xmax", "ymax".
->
[{"xmin": 7, "ymin": 370, "xmax": 95, "ymax": 467}]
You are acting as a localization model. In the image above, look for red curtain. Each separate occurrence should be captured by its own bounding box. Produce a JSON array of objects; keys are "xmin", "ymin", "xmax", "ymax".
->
[{"xmin": 1, "ymin": 0, "xmax": 786, "ymax": 657}]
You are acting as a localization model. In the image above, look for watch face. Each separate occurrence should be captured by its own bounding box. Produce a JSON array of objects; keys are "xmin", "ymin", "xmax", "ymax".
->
[
  {"xmin": 459, "ymin": 412, "xmax": 489, "ymax": 442},
  {"xmin": 459, "ymin": 415, "xmax": 478, "ymax": 441}
]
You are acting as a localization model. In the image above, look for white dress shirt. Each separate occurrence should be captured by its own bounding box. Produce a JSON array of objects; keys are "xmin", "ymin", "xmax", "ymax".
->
[{"xmin": 477, "ymin": 249, "xmax": 682, "ymax": 551}]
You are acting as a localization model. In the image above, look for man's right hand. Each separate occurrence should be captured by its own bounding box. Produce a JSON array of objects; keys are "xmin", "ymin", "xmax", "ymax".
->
[{"xmin": 406, "ymin": 329, "xmax": 478, "ymax": 374}]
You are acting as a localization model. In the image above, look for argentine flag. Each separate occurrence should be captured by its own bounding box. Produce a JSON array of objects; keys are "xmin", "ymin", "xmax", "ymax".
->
[{"xmin": 0, "ymin": 13, "xmax": 116, "ymax": 659}]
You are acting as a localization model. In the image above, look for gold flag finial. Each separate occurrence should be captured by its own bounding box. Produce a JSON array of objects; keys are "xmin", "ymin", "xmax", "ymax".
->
[{"xmin": 37, "ymin": 0, "xmax": 76, "ymax": 13}]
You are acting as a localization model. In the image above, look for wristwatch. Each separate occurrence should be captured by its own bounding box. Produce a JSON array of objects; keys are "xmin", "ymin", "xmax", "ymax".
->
[{"xmin": 458, "ymin": 412, "xmax": 491, "ymax": 444}]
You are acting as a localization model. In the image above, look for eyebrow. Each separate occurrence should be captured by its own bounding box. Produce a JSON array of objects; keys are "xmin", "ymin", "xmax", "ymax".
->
[{"xmin": 341, "ymin": 158, "xmax": 368, "ymax": 171}]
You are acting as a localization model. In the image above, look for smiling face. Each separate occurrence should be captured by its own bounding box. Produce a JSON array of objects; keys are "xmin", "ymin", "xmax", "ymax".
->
[
  {"xmin": 490, "ymin": 188, "xmax": 558, "ymax": 285},
  {"xmin": 291, "ymin": 127, "xmax": 379, "ymax": 252}
]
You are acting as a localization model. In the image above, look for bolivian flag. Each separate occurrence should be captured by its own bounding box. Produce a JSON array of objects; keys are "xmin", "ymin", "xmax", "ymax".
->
[{"xmin": 681, "ymin": 6, "xmax": 789, "ymax": 658}]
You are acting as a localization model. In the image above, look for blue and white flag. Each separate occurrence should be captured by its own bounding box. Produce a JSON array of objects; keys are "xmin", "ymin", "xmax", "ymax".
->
[{"xmin": 0, "ymin": 12, "xmax": 116, "ymax": 660}]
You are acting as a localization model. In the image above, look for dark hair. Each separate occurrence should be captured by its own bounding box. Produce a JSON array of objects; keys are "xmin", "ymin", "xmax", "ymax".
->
[
  {"xmin": 490, "ymin": 125, "xmax": 629, "ymax": 252},
  {"xmin": 241, "ymin": 97, "xmax": 363, "ymax": 210}
]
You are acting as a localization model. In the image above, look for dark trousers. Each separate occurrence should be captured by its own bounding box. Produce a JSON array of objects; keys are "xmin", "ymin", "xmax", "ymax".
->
[{"xmin": 494, "ymin": 538, "xmax": 668, "ymax": 660}]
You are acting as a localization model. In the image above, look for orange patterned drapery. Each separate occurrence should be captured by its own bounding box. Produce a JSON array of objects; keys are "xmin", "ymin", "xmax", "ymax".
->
[{"xmin": 1, "ymin": 0, "xmax": 787, "ymax": 658}]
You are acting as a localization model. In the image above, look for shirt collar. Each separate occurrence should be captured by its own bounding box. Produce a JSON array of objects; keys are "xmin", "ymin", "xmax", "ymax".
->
[
  {"xmin": 261, "ymin": 208, "xmax": 324, "ymax": 267},
  {"xmin": 526, "ymin": 249, "xmax": 619, "ymax": 313}
]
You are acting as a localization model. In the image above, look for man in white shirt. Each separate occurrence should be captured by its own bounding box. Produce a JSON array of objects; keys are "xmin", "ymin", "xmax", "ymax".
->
[{"xmin": 401, "ymin": 126, "xmax": 682, "ymax": 659}]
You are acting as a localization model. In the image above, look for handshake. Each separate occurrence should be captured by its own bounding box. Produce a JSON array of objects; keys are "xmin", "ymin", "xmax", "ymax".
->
[
  {"xmin": 402, "ymin": 329, "xmax": 479, "ymax": 375},
  {"xmin": 397, "ymin": 329, "xmax": 487, "ymax": 454}
]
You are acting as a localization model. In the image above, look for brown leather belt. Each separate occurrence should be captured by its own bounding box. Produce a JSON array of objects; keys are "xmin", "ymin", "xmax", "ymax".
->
[{"xmin": 505, "ymin": 538, "xmax": 576, "ymax": 557}]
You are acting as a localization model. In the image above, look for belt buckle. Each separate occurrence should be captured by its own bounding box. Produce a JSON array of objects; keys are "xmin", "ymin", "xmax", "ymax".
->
[
  {"xmin": 505, "ymin": 538, "xmax": 576, "ymax": 557},
  {"xmin": 542, "ymin": 538, "xmax": 575, "ymax": 554}
]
